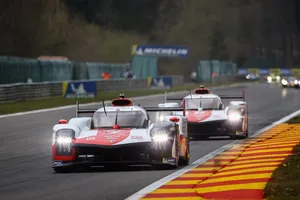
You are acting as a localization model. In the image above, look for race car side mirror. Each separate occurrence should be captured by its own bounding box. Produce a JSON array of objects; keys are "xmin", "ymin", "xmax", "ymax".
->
[
  {"xmin": 58, "ymin": 119, "xmax": 68, "ymax": 124},
  {"xmin": 169, "ymin": 117, "xmax": 180, "ymax": 123}
]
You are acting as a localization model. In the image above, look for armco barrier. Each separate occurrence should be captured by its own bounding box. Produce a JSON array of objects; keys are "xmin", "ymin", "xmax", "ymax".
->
[
  {"xmin": 0, "ymin": 75, "xmax": 244, "ymax": 103},
  {"xmin": 212, "ymin": 75, "xmax": 246, "ymax": 84},
  {"xmin": 0, "ymin": 76, "xmax": 183, "ymax": 103}
]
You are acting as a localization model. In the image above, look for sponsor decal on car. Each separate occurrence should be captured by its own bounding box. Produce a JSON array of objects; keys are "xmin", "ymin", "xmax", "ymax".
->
[
  {"xmin": 86, "ymin": 136, "xmax": 96, "ymax": 140},
  {"xmin": 131, "ymin": 136, "xmax": 143, "ymax": 140},
  {"xmin": 53, "ymin": 161, "xmax": 63, "ymax": 166},
  {"xmin": 162, "ymin": 157, "xmax": 176, "ymax": 164}
]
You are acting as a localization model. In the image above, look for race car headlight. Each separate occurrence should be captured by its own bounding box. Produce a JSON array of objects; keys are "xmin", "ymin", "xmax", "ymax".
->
[
  {"xmin": 55, "ymin": 129, "xmax": 74, "ymax": 156},
  {"xmin": 152, "ymin": 134, "xmax": 169, "ymax": 142},
  {"xmin": 56, "ymin": 129, "xmax": 74, "ymax": 144},
  {"xmin": 228, "ymin": 112, "xmax": 241, "ymax": 121},
  {"xmin": 57, "ymin": 137, "xmax": 73, "ymax": 144},
  {"xmin": 281, "ymin": 79, "xmax": 288, "ymax": 85},
  {"xmin": 150, "ymin": 128, "xmax": 172, "ymax": 144},
  {"xmin": 294, "ymin": 80, "xmax": 299, "ymax": 84}
]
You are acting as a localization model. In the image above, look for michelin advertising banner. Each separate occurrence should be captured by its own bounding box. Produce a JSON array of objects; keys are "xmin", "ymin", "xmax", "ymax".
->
[
  {"xmin": 148, "ymin": 76, "xmax": 173, "ymax": 89},
  {"xmin": 132, "ymin": 45, "xmax": 189, "ymax": 58},
  {"xmin": 62, "ymin": 81, "xmax": 97, "ymax": 98}
]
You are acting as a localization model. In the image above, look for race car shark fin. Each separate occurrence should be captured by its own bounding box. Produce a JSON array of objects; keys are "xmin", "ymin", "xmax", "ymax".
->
[
  {"xmin": 76, "ymin": 101, "xmax": 79, "ymax": 117},
  {"xmin": 102, "ymin": 100, "xmax": 107, "ymax": 116},
  {"xmin": 189, "ymin": 90, "xmax": 193, "ymax": 99},
  {"xmin": 199, "ymin": 96, "xmax": 202, "ymax": 110},
  {"xmin": 115, "ymin": 109, "xmax": 119, "ymax": 124}
]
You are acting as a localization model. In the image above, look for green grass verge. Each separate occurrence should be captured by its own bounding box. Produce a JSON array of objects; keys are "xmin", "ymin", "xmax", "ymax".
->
[
  {"xmin": 0, "ymin": 82, "xmax": 244, "ymax": 115},
  {"xmin": 263, "ymin": 145, "xmax": 300, "ymax": 200},
  {"xmin": 286, "ymin": 116, "xmax": 300, "ymax": 124},
  {"xmin": 263, "ymin": 115, "xmax": 300, "ymax": 200}
]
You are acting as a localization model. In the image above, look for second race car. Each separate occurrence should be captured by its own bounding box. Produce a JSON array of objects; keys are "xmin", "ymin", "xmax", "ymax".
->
[
  {"xmin": 165, "ymin": 86, "xmax": 249, "ymax": 140},
  {"xmin": 281, "ymin": 76, "xmax": 300, "ymax": 88}
]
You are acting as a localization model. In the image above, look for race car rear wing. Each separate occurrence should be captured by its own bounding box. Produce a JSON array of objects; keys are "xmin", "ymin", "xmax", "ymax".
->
[
  {"xmin": 75, "ymin": 101, "xmax": 104, "ymax": 117},
  {"xmin": 165, "ymin": 90, "xmax": 246, "ymax": 102},
  {"xmin": 144, "ymin": 107, "xmax": 184, "ymax": 112},
  {"xmin": 143, "ymin": 107, "xmax": 185, "ymax": 116},
  {"xmin": 218, "ymin": 90, "xmax": 245, "ymax": 101},
  {"xmin": 164, "ymin": 91, "xmax": 192, "ymax": 102}
]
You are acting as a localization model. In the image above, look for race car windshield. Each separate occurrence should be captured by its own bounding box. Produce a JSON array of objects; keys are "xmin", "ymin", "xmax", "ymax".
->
[
  {"xmin": 185, "ymin": 98, "xmax": 221, "ymax": 110},
  {"xmin": 148, "ymin": 111, "xmax": 173, "ymax": 122},
  {"xmin": 92, "ymin": 111, "xmax": 147, "ymax": 128}
]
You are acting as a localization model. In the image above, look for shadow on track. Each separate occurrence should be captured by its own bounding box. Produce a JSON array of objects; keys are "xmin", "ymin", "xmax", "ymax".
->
[
  {"xmin": 51, "ymin": 164, "xmax": 187, "ymax": 174},
  {"xmin": 189, "ymin": 136, "xmax": 233, "ymax": 141}
]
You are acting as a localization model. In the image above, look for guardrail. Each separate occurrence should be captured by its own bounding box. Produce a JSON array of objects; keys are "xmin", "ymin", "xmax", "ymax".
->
[
  {"xmin": 211, "ymin": 75, "xmax": 246, "ymax": 84},
  {"xmin": 0, "ymin": 75, "xmax": 245, "ymax": 103},
  {"xmin": 0, "ymin": 76, "xmax": 183, "ymax": 103}
]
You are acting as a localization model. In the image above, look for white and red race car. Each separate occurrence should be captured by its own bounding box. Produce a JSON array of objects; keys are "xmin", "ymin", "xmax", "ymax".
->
[
  {"xmin": 52, "ymin": 94, "xmax": 190, "ymax": 173},
  {"xmin": 165, "ymin": 86, "xmax": 249, "ymax": 140}
]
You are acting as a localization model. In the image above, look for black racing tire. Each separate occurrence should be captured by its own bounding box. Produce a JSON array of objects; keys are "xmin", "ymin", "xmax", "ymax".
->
[
  {"xmin": 179, "ymin": 138, "xmax": 190, "ymax": 166},
  {"xmin": 230, "ymin": 133, "xmax": 247, "ymax": 140}
]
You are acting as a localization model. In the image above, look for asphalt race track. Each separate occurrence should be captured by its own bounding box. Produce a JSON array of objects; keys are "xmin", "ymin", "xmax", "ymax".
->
[{"xmin": 0, "ymin": 82, "xmax": 299, "ymax": 200}]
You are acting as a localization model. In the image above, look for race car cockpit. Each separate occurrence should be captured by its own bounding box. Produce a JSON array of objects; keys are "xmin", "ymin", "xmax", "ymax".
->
[
  {"xmin": 185, "ymin": 97, "xmax": 222, "ymax": 110},
  {"xmin": 92, "ymin": 110, "xmax": 148, "ymax": 129}
]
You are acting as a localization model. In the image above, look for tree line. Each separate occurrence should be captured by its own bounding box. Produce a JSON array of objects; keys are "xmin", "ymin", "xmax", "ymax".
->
[{"xmin": 0, "ymin": 0, "xmax": 298, "ymax": 76}]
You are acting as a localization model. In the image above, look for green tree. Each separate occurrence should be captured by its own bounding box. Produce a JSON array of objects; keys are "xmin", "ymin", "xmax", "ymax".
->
[{"xmin": 209, "ymin": 25, "xmax": 229, "ymax": 60}]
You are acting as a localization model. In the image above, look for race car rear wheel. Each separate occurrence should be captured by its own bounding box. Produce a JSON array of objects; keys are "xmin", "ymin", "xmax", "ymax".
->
[{"xmin": 179, "ymin": 140, "xmax": 190, "ymax": 166}]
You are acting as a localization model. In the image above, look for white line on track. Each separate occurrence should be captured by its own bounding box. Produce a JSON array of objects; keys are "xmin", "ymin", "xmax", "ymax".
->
[
  {"xmin": 125, "ymin": 108, "xmax": 300, "ymax": 200},
  {"xmin": 0, "ymin": 83, "xmax": 246, "ymax": 118}
]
